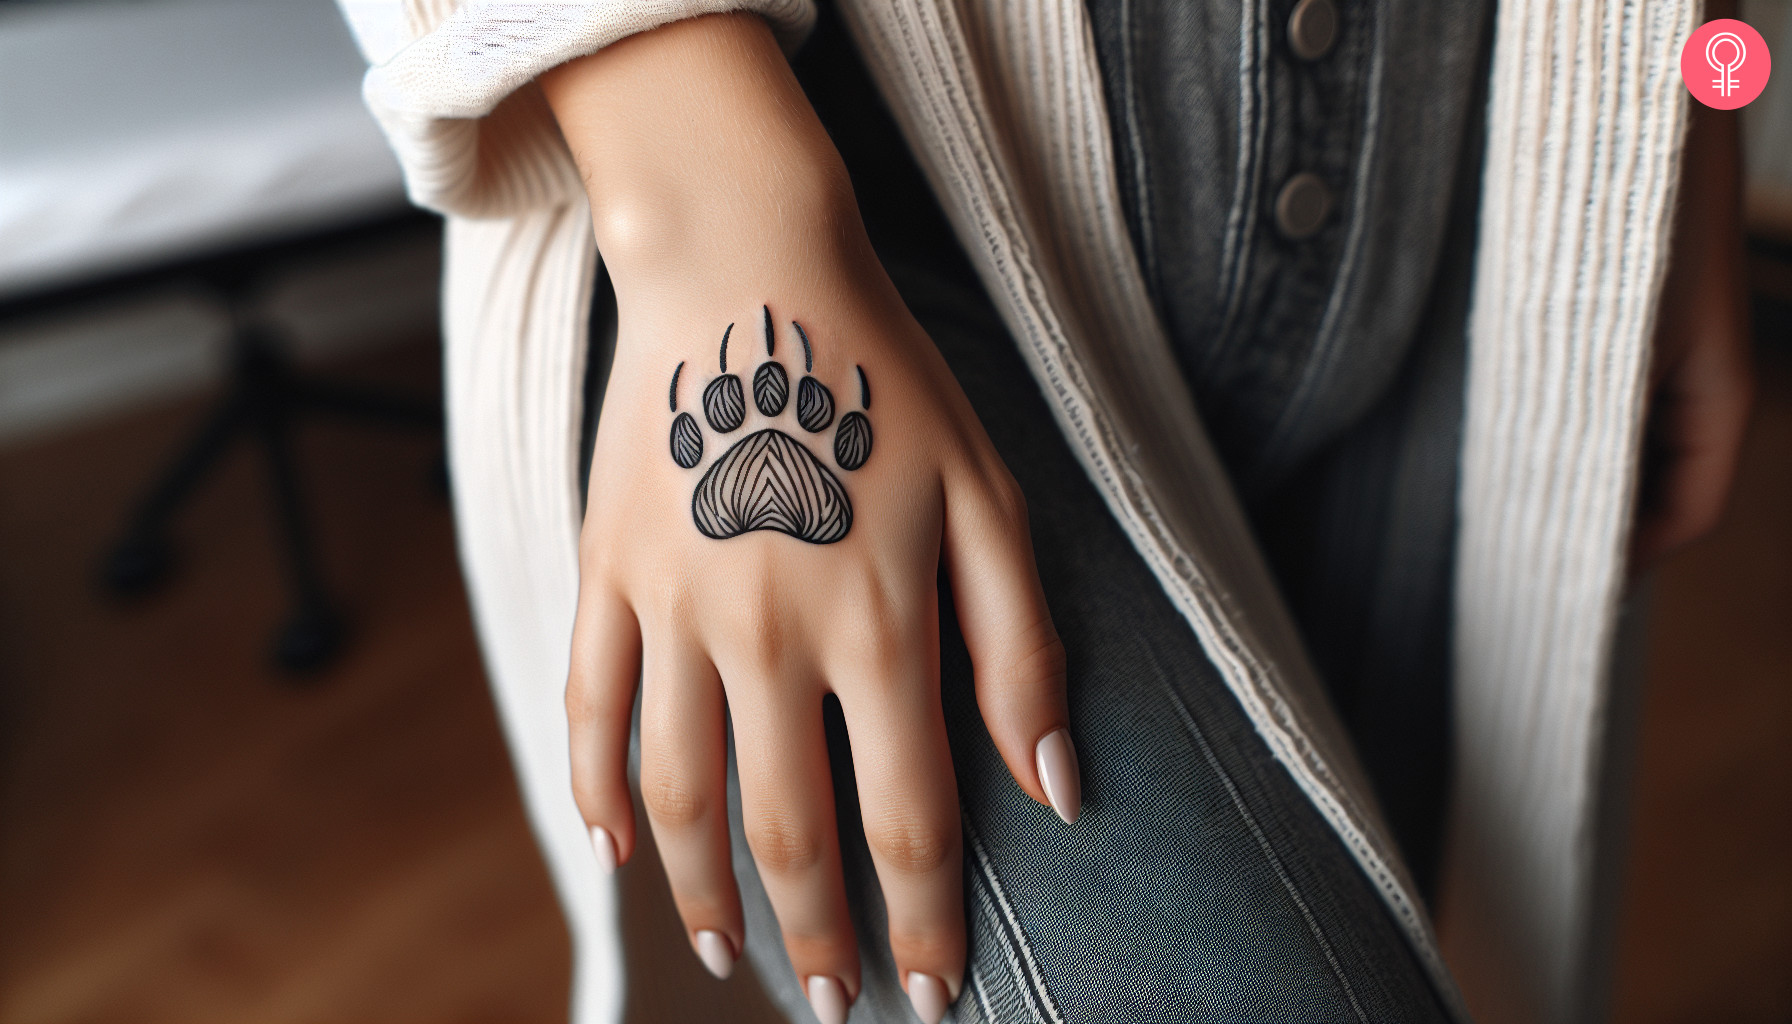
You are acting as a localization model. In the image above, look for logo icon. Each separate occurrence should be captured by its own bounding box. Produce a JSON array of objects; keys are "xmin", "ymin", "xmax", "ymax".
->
[
  {"xmin": 1708, "ymin": 30, "xmax": 1746, "ymax": 97},
  {"xmin": 1682, "ymin": 19, "xmax": 1770, "ymax": 109}
]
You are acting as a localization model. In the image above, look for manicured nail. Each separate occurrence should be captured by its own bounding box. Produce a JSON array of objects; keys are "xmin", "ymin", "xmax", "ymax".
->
[
  {"xmin": 588, "ymin": 825, "xmax": 617, "ymax": 873},
  {"xmin": 1035, "ymin": 728, "xmax": 1082, "ymax": 824},
  {"xmin": 806, "ymin": 974, "xmax": 849, "ymax": 1024},
  {"xmin": 694, "ymin": 929, "xmax": 735, "ymax": 980},
  {"xmin": 905, "ymin": 972, "xmax": 950, "ymax": 1024}
]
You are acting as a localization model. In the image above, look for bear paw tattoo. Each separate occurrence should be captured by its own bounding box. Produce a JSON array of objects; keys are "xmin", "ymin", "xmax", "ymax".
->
[{"xmin": 668, "ymin": 306, "xmax": 873, "ymax": 544}]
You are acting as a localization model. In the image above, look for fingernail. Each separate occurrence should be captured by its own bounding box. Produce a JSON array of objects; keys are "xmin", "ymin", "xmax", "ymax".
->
[
  {"xmin": 905, "ymin": 972, "xmax": 950, "ymax": 1024},
  {"xmin": 694, "ymin": 929, "xmax": 735, "ymax": 980},
  {"xmin": 1035, "ymin": 728, "xmax": 1082, "ymax": 824},
  {"xmin": 806, "ymin": 975, "xmax": 849, "ymax": 1024},
  {"xmin": 588, "ymin": 825, "xmax": 617, "ymax": 873}
]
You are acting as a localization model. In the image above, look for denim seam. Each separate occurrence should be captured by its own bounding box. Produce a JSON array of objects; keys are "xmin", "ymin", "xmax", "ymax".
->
[
  {"xmin": 965, "ymin": 814, "xmax": 1064, "ymax": 1023},
  {"xmin": 966, "ymin": 873, "xmax": 1036, "ymax": 1023},
  {"xmin": 1163, "ymin": 686, "xmax": 1372, "ymax": 1022},
  {"xmin": 967, "ymin": 955, "xmax": 999, "ymax": 1024},
  {"xmin": 1115, "ymin": 0, "xmax": 1157, "ymax": 291},
  {"xmin": 1203, "ymin": 0, "xmax": 1269, "ymax": 377}
]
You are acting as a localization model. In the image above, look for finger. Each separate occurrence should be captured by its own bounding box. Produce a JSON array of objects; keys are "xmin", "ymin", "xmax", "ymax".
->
[
  {"xmin": 1632, "ymin": 336, "xmax": 1755, "ymax": 568},
  {"xmin": 637, "ymin": 637, "xmax": 743, "ymax": 979},
  {"xmin": 729, "ymin": 679, "xmax": 859, "ymax": 1013},
  {"xmin": 836, "ymin": 639, "xmax": 967, "ymax": 1016},
  {"xmin": 942, "ymin": 466, "xmax": 1077, "ymax": 823},
  {"xmin": 566, "ymin": 584, "xmax": 642, "ymax": 870}
]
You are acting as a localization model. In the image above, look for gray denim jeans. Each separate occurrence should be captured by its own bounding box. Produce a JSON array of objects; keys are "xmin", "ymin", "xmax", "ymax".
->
[
  {"xmin": 582, "ymin": 0, "xmax": 1486, "ymax": 1017},
  {"xmin": 721, "ymin": 263, "xmax": 1452, "ymax": 1023},
  {"xmin": 1087, "ymin": 0, "xmax": 1492, "ymax": 888}
]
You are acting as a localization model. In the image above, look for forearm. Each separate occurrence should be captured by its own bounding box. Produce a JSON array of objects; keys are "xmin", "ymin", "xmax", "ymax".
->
[
  {"xmin": 538, "ymin": 11, "xmax": 957, "ymax": 478},
  {"xmin": 539, "ymin": 14, "xmax": 871, "ymax": 302}
]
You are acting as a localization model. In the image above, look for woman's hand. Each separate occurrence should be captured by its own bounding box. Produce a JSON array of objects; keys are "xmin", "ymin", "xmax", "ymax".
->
[
  {"xmin": 1631, "ymin": 95, "xmax": 1755, "ymax": 573},
  {"xmin": 541, "ymin": 15, "xmax": 1077, "ymax": 1023}
]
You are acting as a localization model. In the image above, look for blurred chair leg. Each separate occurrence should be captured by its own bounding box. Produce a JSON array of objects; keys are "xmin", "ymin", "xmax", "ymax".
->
[
  {"xmin": 97, "ymin": 255, "xmax": 441, "ymax": 676},
  {"xmin": 255, "ymin": 385, "xmax": 346, "ymax": 674},
  {"xmin": 100, "ymin": 390, "xmax": 248, "ymax": 595}
]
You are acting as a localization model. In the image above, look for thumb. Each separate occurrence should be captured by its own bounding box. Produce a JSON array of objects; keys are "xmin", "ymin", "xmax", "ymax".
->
[{"xmin": 942, "ymin": 467, "xmax": 1079, "ymax": 824}]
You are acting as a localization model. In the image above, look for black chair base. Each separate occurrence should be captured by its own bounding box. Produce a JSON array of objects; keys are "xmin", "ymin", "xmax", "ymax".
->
[{"xmin": 98, "ymin": 291, "xmax": 441, "ymax": 675}]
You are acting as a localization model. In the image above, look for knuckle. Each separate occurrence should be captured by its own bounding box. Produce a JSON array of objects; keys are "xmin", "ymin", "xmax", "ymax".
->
[
  {"xmin": 669, "ymin": 891, "xmax": 732, "ymax": 927},
  {"xmin": 780, "ymin": 928, "xmax": 853, "ymax": 970},
  {"xmin": 1004, "ymin": 618, "xmax": 1066, "ymax": 690},
  {"xmin": 569, "ymin": 774, "xmax": 626, "ymax": 832},
  {"xmin": 569, "ymin": 775, "xmax": 605, "ymax": 820},
  {"xmin": 740, "ymin": 625, "xmax": 784, "ymax": 675},
  {"xmin": 577, "ymin": 529, "xmax": 605, "ymax": 567},
  {"xmin": 866, "ymin": 818, "xmax": 956, "ymax": 874},
  {"xmin": 564, "ymin": 679, "xmax": 597, "ymax": 724},
  {"xmin": 841, "ymin": 581, "xmax": 926, "ymax": 675},
  {"xmin": 564, "ymin": 671, "xmax": 618, "ymax": 726},
  {"xmin": 747, "ymin": 816, "xmax": 823, "ymax": 874},
  {"xmin": 720, "ymin": 608, "xmax": 787, "ymax": 679},
  {"xmin": 988, "ymin": 471, "xmax": 1029, "ymax": 525},
  {"xmin": 641, "ymin": 770, "xmax": 708, "ymax": 828},
  {"xmin": 890, "ymin": 927, "xmax": 963, "ymax": 967},
  {"xmin": 852, "ymin": 618, "xmax": 910, "ymax": 673},
  {"xmin": 577, "ymin": 529, "xmax": 624, "ymax": 580}
]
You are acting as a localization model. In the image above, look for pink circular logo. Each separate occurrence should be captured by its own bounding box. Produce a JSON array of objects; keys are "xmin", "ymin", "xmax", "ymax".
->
[{"xmin": 1682, "ymin": 19, "xmax": 1770, "ymax": 109}]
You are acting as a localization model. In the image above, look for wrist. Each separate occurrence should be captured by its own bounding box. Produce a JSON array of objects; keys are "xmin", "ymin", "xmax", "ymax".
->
[
  {"xmin": 590, "ymin": 158, "xmax": 866, "ymax": 293},
  {"xmin": 541, "ymin": 13, "xmax": 869, "ymax": 292}
]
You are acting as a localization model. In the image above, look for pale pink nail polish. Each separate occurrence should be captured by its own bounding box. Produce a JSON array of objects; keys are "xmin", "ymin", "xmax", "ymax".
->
[
  {"xmin": 1035, "ymin": 728, "xmax": 1082, "ymax": 824},
  {"xmin": 905, "ymin": 972, "xmax": 950, "ymax": 1024},
  {"xmin": 695, "ymin": 929, "xmax": 735, "ymax": 980},
  {"xmin": 589, "ymin": 825, "xmax": 618, "ymax": 873},
  {"xmin": 806, "ymin": 975, "xmax": 849, "ymax": 1024}
]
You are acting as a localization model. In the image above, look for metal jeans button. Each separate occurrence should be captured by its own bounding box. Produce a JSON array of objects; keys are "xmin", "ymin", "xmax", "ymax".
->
[
  {"xmin": 1275, "ymin": 172, "xmax": 1333, "ymax": 239},
  {"xmin": 1288, "ymin": 0, "xmax": 1339, "ymax": 60}
]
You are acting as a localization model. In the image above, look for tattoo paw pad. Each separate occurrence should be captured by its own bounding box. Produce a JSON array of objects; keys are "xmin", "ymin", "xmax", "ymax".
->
[
  {"xmin": 692, "ymin": 430, "xmax": 851, "ymax": 542},
  {"xmin": 668, "ymin": 310, "xmax": 873, "ymax": 544}
]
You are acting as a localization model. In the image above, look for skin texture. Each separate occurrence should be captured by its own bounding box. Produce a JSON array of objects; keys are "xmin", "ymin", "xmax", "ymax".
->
[
  {"xmin": 539, "ymin": 13, "xmax": 1072, "ymax": 1012},
  {"xmin": 537, "ymin": 6, "xmax": 1752, "ymax": 1012}
]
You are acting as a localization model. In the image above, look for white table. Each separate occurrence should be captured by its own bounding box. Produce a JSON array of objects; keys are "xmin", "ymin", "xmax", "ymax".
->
[{"xmin": 0, "ymin": 0, "xmax": 405, "ymax": 300}]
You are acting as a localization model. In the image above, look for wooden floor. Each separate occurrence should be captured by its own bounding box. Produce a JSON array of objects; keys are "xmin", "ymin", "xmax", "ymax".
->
[
  {"xmin": 0, "ymin": 343, "xmax": 573, "ymax": 1022},
  {"xmin": 0, "ymin": 339, "xmax": 1785, "ymax": 1022}
]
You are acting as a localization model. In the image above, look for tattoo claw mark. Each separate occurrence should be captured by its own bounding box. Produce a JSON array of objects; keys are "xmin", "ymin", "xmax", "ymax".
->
[
  {"xmin": 667, "ymin": 314, "xmax": 874, "ymax": 544},
  {"xmin": 793, "ymin": 320, "xmax": 814, "ymax": 372}
]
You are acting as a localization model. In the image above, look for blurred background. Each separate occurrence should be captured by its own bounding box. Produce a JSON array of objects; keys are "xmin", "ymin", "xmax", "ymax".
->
[{"xmin": 0, "ymin": 0, "xmax": 1786, "ymax": 1021}]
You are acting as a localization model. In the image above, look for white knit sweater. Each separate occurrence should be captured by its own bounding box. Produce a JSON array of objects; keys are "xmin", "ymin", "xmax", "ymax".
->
[{"xmin": 334, "ymin": 2, "xmax": 1694, "ymax": 1022}]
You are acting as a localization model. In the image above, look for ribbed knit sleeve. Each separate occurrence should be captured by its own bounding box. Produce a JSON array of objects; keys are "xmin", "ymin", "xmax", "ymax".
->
[
  {"xmin": 1443, "ymin": 2, "xmax": 1694, "ymax": 1021},
  {"xmin": 336, "ymin": 1, "xmax": 817, "ymax": 218}
]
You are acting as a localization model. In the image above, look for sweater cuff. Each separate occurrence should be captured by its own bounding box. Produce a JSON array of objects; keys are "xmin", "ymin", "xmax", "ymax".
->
[{"xmin": 358, "ymin": 1, "xmax": 818, "ymax": 218}]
